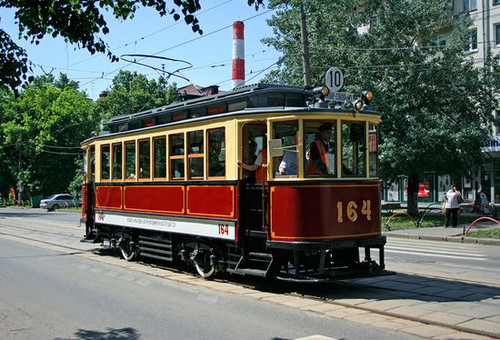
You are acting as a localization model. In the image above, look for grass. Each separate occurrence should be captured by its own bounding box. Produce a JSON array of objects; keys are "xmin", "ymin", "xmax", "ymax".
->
[
  {"xmin": 383, "ymin": 211, "xmax": 480, "ymax": 231},
  {"xmin": 465, "ymin": 229, "xmax": 500, "ymax": 239}
]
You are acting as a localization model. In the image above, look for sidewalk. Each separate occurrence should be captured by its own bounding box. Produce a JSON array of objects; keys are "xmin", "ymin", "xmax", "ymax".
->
[{"xmin": 384, "ymin": 222, "xmax": 500, "ymax": 246}]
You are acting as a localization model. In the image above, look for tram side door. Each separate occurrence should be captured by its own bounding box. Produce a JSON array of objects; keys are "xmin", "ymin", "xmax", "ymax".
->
[{"xmin": 238, "ymin": 123, "xmax": 268, "ymax": 232}]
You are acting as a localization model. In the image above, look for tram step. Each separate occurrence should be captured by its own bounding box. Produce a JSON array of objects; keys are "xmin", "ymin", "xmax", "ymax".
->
[
  {"xmin": 248, "ymin": 252, "xmax": 273, "ymax": 259},
  {"xmin": 232, "ymin": 253, "xmax": 274, "ymax": 277},
  {"xmin": 227, "ymin": 267, "xmax": 268, "ymax": 277},
  {"xmin": 244, "ymin": 230, "xmax": 267, "ymax": 238}
]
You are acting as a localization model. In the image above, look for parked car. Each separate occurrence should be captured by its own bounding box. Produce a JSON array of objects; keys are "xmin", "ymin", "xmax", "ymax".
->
[{"xmin": 40, "ymin": 194, "xmax": 81, "ymax": 211}]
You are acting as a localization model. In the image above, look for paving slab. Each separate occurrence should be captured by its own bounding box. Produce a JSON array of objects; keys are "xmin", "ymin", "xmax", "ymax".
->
[
  {"xmin": 419, "ymin": 311, "xmax": 473, "ymax": 326},
  {"xmin": 458, "ymin": 318, "xmax": 500, "ymax": 337},
  {"xmin": 402, "ymin": 324, "xmax": 455, "ymax": 338}
]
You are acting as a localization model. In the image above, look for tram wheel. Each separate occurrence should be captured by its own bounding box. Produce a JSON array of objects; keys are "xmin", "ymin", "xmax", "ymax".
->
[
  {"xmin": 192, "ymin": 248, "xmax": 217, "ymax": 279},
  {"xmin": 118, "ymin": 232, "xmax": 139, "ymax": 261}
]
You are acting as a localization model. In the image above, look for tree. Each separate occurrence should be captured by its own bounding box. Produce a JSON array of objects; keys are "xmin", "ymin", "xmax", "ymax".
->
[
  {"xmin": 263, "ymin": 0, "xmax": 498, "ymax": 215},
  {"xmin": 94, "ymin": 70, "xmax": 178, "ymax": 124},
  {"xmin": 0, "ymin": 0, "xmax": 264, "ymax": 92},
  {"xmin": 1, "ymin": 74, "xmax": 100, "ymax": 197}
]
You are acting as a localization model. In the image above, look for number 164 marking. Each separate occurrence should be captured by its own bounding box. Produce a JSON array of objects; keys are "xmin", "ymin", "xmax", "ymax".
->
[{"xmin": 337, "ymin": 200, "xmax": 371, "ymax": 223}]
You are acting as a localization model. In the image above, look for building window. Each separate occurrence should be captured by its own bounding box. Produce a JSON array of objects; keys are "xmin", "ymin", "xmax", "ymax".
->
[
  {"xmin": 494, "ymin": 0, "xmax": 500, "ymax": 5},
  {"xmin": 426, "ymin": 37, "xmax": 447, "ymax": 51},
  {"xmin": 463, "ymin": 0, "xmax": 477, "ymax": 11},
  {"xmin": 464, "ymin": 28, "xmax": 478, "ymax": 53},
  {"xmin": 496, "ymin": 24, "xmax": 500, "ymax": 46}
]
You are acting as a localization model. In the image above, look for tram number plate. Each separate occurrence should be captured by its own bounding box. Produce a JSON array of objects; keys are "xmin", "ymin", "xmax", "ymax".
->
[
  {"xmin": 336, "ymin": 200, "xmax": 372, "ymax": 223},
  {"xmin": 218, "ymin": 224, "xmax": 230, "ymax": 235}
]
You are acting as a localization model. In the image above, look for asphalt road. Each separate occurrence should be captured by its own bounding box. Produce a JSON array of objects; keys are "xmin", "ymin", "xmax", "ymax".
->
[{"xmin": 0, "ymin": 236, "xmax": 420, "ymax": 340}]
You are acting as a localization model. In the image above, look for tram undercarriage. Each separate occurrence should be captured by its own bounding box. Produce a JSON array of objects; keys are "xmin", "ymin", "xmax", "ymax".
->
[{"xmin": 83, "ymin": 222, "xmax": 390, "ymax": 282}]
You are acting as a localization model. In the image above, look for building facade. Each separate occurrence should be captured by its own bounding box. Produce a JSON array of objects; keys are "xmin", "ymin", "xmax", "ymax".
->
[{"xmin": 383, "ymin": 1, "xmax": 500, "ymax": 204}]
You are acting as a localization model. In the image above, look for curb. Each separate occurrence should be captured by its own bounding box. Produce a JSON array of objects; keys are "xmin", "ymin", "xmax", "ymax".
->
[{"xmin": 385, "ymin": 232, "xmax": 500, "ymax": 246}]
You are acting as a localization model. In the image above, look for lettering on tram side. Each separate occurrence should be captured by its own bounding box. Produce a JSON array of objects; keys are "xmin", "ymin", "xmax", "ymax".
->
[
  {"xmin": 126, "ymin": 217, "xmax": 176, "ymax": 228},
  {"xmin": 336, "ymin": 200, "xmax": 372, "ymax": 223}
]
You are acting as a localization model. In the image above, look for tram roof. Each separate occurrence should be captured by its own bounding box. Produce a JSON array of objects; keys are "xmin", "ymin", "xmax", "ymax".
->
[
  {"xmin": 84, "ymin": 83, "xmax": 381, "ymax": 144},
  {"xmin": 104, "ymin": 83, "xmax": 307, "ymax": 130}
]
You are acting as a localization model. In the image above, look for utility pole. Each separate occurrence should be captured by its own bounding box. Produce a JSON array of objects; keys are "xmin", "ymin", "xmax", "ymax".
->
[{"xmin": 300, "ymin": 3, "xmax": 311, "ymax": 87}]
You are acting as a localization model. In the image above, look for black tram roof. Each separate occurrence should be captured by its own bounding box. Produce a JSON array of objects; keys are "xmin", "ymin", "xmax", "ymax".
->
[
  {"xmin": 84, "ymin": 83, "xmax": 380, "ymax": 143},
  {"xmin": 104, "ymin": 83, "xmax": 308, "ymax": 133}
]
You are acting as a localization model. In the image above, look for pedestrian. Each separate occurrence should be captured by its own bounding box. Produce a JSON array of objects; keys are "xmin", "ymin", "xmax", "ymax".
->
[{"xmin": 444, "ymin": 184, "xmax": 462, "ymax": 228}]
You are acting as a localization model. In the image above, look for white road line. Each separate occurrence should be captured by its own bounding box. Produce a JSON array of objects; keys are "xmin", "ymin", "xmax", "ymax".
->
[
  {"xmin": 386, "ymin": 245, "xmax": 487, "ymax": 257},
  {"xmin": 385, "ymin": 249, "xmax": 487, "ymax": 260}
]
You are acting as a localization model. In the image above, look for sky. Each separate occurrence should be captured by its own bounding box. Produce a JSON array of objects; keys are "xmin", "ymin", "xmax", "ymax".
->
[{"xmin": 0, "ymin": 0, "xmax": 281, "ymax": 100}]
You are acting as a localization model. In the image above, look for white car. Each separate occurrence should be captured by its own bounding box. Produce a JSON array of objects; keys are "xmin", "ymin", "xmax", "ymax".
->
[{"xmin": 40, "ymin": 194, "xmax": 80, "ymax": 211}]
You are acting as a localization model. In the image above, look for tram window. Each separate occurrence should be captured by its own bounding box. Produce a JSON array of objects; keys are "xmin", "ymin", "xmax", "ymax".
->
[
  {"xmin": 208, "ymin": 128, "xmax": 225, "ymax": 178},
  {"xmin": 112, "ymin": 143, "xmax": 123, "ymax": 181},
  {"xmin": 369, "ymin": 124, "xmax": 379, "ymax": 177},
  {"xmin": 342, "ymin": 121, "xmax": 366, "ymax": 177},
  {"xmin": 153, "ymin": 136, "xmax": 167, "ymax": 179},
  {"xmin": 125, "ymin": 141, "xmax": 136, "ymax": 179},
  {"xmin": 100, "ymin": 144, "xmax": 110, "ymax": 181},
  {"xmin": 138, "ymin": 139, "xmax": 151, "ymax": 179},
  {"xmin": 273, "ymin": 121, "xmax": 298, "ymax": 178},
  {"xmin": 170, "ymin": 133, "xmax": 184, "ymax": 180},
  {"xmin": 304, "ymin": 121, "xmax": 337, "ymax": 177},
  {"xmin": 188, "ymin": 130, "xmax": 204, "ymax": 179}
]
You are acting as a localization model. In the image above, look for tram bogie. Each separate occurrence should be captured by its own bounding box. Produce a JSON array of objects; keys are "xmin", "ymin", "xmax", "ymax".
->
[{"xmin": 81, "ymin": 81, "xmax": 390, "ymax": 281}]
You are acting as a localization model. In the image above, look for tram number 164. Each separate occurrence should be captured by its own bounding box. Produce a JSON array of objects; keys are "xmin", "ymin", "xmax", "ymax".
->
[
  {"xmin": 218, "ymin": 224, "xmax": 230, "ymax": 236},
  {"xmin": 336, "ymin": 200, "xmax": 371, "ymax": 223}
]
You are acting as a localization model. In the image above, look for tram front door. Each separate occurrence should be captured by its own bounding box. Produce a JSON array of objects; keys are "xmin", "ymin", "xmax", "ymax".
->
[{"xmin": 239, "ymin": 124, "xmax": 268, "ymax": 232}]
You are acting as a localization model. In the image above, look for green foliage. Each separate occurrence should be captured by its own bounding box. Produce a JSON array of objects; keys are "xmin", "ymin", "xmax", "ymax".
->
[
  {"xmin": 0, "ymin": 1, "xmax": 265, "ymax": 91},
  {"xmin": 264, "ymin": 0, "xmax": 499, "ymax": 213},
  {"xmin": 95, "ymin": 70, "xmax": 178, "ymax": 123},
  {"xmin": 0, "ymin": 74, "xmax": 100, "ymax": 196}
]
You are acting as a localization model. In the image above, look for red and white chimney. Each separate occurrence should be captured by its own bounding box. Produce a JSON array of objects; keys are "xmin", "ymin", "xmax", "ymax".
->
[{"xmin": 232, "ymin": 21, "xmax": 245, "ymax": 89}]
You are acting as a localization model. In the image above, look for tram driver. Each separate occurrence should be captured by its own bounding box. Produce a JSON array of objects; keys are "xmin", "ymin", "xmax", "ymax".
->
[{"xmin": 306, "ymin": 122, "xmax": 335, "ymax": 176}]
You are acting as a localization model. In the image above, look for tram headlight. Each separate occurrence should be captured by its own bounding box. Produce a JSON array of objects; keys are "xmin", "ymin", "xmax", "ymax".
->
[
  {"xmin": 353, "ymin": 99, "xmax": 363, "ymax": 111},
  {"xmin": 362, "ymin": 90, "xmax": 373, "ymax": 104}
]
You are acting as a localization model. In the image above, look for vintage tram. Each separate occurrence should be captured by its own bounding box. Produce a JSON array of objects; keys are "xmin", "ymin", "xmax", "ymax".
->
[{"xmin": 81, "ymin": 80, "xmax": 388, "ymax": 281}]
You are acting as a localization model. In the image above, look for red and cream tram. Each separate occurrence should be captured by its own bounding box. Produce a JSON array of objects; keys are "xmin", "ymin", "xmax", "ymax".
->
[{"xmin": 81, "ymin": 81, "xmax": 389, "ymax": 281}]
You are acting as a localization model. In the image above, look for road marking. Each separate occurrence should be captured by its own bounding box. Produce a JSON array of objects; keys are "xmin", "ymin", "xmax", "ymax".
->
[
  {"xmin": 386, "ymin": 245, "xmax": 486, "ymax": 258},
  {"xmin": 384, "ymin": 249, "xmax": 487, "ymax": 260},
  {"xmin": 295, "ymin": 336, "xmax": 338, "ymax": 340}
]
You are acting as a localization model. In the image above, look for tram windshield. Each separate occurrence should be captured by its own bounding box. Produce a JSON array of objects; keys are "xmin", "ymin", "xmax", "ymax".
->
[{"xmin": 271, "ymin": 119, "xmax": 379, "ymax": 180}]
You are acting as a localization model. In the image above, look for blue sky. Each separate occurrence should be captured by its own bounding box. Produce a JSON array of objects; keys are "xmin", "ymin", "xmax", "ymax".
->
[{"xmin": 0, "ymin": 1, "xmax": 280, "ymax": 100}]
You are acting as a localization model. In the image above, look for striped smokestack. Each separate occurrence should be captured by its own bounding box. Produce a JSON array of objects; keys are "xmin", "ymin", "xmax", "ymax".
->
[{"xmin": 232, "ymin": 21, "xmax": 245, "ymax": 89}]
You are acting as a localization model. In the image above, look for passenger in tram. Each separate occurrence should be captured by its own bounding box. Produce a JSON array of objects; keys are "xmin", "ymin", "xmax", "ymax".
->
[
  {"xmin": 278, "ymin": 134, "xmax": 298, "ymax": 176},
  {"xmin": 306, "ymin": 122, "xmax": 335, "ymax": 176},
  {"xmin": 237, "ymin": 141, "xmax": 267, "ymax": 184}
]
